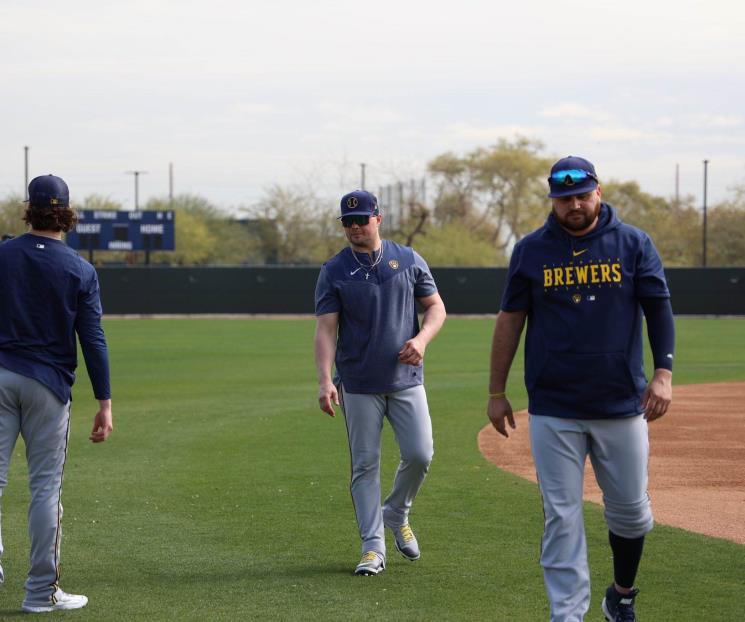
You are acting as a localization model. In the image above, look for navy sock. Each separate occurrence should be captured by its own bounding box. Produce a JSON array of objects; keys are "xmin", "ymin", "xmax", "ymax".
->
[{"xmin": 609, "ymin": 530, "xmax": 645, "ymax": 589}]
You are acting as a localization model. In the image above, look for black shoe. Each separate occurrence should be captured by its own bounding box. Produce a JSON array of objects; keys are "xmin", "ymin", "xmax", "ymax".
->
[{"xmin": 602, "ymin": 584, "xmax": 639, "ymax": 621}]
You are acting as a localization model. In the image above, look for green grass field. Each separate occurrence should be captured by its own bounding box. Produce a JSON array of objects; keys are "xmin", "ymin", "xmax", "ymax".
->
[{"xmin": 0, "ymin": 317, "xmax": 743, "ymax": 620}]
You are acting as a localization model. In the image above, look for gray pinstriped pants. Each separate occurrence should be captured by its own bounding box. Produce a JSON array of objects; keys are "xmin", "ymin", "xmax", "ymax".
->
[
  {"xmin": 529, "ymin": 413, "xmax": 653, "ymax": 622},
  {"xmin": 0, "ymin": 366, "xmax": 70, "ymax": 605},
  {"xmin": 340, "ymin": 384, "xmax": 434, "ymax": 558}
]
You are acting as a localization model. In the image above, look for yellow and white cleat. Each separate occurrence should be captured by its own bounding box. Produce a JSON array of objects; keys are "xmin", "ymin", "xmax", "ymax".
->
[
  {"xmin": 392, "ymin": 523, "xmax": 420, "ymax": 561},
  {"xmin": 354, "ymin": 551, "xmax": 386, "ymax": 576}
]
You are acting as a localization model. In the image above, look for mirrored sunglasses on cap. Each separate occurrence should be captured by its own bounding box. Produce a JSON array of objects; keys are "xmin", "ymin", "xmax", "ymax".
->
[
  {"xmin": 341, "ymin": 215, "xmax": 370, "ymax": 227},
  {"xmin": 549, "ymin": 169, "xmax": 598, "ymax": 185}
]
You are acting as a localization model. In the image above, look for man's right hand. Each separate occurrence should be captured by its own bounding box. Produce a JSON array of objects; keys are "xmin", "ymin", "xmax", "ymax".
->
[
  {"xmin": 318, "ymin": 382, "xmax": 339, "ymax": 417},
  {"xmin": 487, "ymin": 396, "xmax": 516, "ymax": 438}
]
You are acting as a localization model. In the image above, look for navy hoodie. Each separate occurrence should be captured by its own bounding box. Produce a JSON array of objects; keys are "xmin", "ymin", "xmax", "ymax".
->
[{"xmin": 501, "ymin": 203, "xmax": 669, "ymax": 419}]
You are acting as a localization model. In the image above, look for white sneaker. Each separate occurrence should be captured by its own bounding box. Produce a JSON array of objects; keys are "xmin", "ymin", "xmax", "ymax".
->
[{"xmin": 22, "ymin": 589, "xmax": 88, "ymax": 613}]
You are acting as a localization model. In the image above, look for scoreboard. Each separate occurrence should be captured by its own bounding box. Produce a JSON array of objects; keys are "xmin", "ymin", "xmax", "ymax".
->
[{"xmin": 66, "ymin": 210, "xmax": 175, "ymax": 252}]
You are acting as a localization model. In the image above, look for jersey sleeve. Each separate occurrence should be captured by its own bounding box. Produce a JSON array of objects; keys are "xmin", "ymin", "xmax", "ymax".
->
[
  {"xmin": 412, "ymin": 251, "xmax": 437, "ymax": 298},
  {"xmin": 634, "ymin": 234, "xmax": 670, "ymax": 298},
  {"xmin": 500, "ymin": 242, "xmax": 531, "ymax": 311},
  {"xmin": 314, "ymin": 265, "xmax": 341, "ymax": 315},
  {"xmin": 640, "ymin": 297, "xmax": 675, "ymax": 370},
  {"xmin": 75, "ymin": 266, "xmax": 111, "ymax": 400}
]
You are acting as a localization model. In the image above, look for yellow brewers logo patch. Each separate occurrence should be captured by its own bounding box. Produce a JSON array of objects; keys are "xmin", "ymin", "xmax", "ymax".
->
[
  {"xmin": 572, "ymin": 293, "xmax": 582, "ymax": 304},
  {"xmin": 543, "ymin": 261, "xmax": 622, "ymax": 288},
  {"xmin": 346, "ymin": 197, "xmax": 359, "ymax": 209},
  {"xmin": 388, "ymin": 259, "xmax": 399, "ymax": 269}
]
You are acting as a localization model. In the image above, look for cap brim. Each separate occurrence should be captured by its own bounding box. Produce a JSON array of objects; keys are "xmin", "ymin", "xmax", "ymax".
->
[
  {"xmin": 548, "ymin": 181, "xmax": 598, "ymax": 198},
  {"xmin": 337, "ymin": 210, "xmax": 378, "ymax": 219}
]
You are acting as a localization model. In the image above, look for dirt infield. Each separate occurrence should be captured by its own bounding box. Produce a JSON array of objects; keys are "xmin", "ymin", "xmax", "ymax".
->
[{"xmin": 478, "ymin": 382, "xmax": 745, "ymax": 545}]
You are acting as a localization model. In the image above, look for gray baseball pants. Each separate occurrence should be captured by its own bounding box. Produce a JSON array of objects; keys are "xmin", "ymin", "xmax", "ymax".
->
[
  {"xmin": 340, "ymin": 384, "xmax": 434, "ymax": 558},
  {"xmin": 0, "ymin": 366, "xmax": 70, "ymax": 604},
  {"xmin": 529, "ymin": 413, "xmax": 653, "ymax": 622}
]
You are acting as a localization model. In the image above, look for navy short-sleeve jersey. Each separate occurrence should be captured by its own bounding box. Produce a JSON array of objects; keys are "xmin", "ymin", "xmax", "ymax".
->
[
  {"xmin": 315, "ymin": 240, "xmax": 437, "ymax": 394},
  {"xmin": 501, "ymin": 204, "xmax": 669, "ymax": 419}
]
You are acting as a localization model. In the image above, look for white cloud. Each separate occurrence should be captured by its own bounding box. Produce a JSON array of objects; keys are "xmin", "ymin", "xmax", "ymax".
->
[
  {"xmin": 318, "ymin": 102, "xmax": 404, "ymax": 134},
  {"xmin": 539, "ymin": 103, "xmax": 613, "ymax": 123},
  {"xmin": 684, "ymin": 114, "xmax": 743, "ymax": 129},
  {"xmin": 442, "ymin": 123, "xmax": 542, "ymax": 144},
  {"xmin": 652, "ymin": 114, "xmax": 743, "ymax": 130},
  {"xmin": 654, "ymin": 117, "xmax": 676, "ymax": 128},
  {"xmin": 588, "ymin": 126, "xmax": 671, "ymax": 144}
]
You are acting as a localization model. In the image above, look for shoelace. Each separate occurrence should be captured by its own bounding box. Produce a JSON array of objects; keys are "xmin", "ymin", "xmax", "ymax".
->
[
  {"xmin": 399, "ymin": 524, "xmax": 415, "ymax": 543},
  {"xmin": 360, "ymin": 552, "xmax": 378, "ymax": 563}
]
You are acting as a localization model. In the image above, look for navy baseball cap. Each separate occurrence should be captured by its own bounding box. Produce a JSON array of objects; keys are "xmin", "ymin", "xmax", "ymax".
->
[
  {"xmin": 27, "ymin": 174, "xmax": 70, "ymax": 208},
  {"xmin": 547, "ymin": 156, "xmax": 599, "ymax": 198},
  {"xmin": 339, "ymin": 190, "xmax": 379, "ymax": 218}
]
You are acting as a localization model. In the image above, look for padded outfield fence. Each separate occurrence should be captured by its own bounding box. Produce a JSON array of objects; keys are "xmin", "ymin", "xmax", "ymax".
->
[{"xmin": 97, "ymin": 266, "xmax": 745, "ymax": 315}]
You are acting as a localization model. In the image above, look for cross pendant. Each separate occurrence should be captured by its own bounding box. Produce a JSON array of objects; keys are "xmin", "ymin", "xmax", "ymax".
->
[{"xmin": 365, "ymin": 272, "xmax": 370, "ymax": 280}]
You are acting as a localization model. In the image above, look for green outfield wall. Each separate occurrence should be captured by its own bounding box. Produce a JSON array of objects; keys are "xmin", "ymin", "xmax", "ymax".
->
[{"xmin": 97, "ymin": 266, "xmax": 745, "ymax": 315}]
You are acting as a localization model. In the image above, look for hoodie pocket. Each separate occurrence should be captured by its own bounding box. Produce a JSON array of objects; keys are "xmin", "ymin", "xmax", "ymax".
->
[{"xmin": 534, "ymin": 351, "xmax": 639, "ymax": 405}]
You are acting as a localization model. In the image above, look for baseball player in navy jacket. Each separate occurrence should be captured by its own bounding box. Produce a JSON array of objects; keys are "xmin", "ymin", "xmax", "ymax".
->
[
  {"xmin": 315, "ymin": 190, "xmax": 446, "ymax": 576},
  {"xmin": 0, "ymin": 175, "xmax": 113, "ymax": 613},
  {"xmin": 487, "ymin": 157, "xmax": 674, "ymax": 622}
]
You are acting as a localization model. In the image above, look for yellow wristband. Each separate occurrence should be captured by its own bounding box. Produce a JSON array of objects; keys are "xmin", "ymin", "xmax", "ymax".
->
[{"xmin": 488, "ymin": 392, "xmax": 506, "ymax": 399}]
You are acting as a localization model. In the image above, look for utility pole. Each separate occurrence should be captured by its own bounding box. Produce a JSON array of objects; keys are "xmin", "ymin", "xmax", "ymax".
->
[
  {"xmin": 169, "ymin": 162, "xmax": 174, "ymax": 207},
  {"xmin": 702, "ymin": 160, "xmax": 709, "ymax": 267},
  {"xmin": 674, "ymin": 163, "xmax": 679, "ymax": 208},
  {"xmin": 125, "ymin": 170, "xmax": 147, "ymax": 210},
  {"xmin": 360, "ymin": 163, "xmax": 366, "ymax": 190},
  {"xmin": 24, "ymin": 146, "xmax": 29, "ymax": 198}
]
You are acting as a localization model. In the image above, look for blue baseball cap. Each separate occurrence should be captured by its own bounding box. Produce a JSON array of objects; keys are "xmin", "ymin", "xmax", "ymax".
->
[
  {"xmin": 339, "ymin": 190, "xmax": 379, "ymax": 218},
  {"xmin": 547, "ymin": 156, "xmax": 599, "ymax": 198},
  {"xmin": 27, "ymin": 174, "xmax": 70, "ymax": 208}
]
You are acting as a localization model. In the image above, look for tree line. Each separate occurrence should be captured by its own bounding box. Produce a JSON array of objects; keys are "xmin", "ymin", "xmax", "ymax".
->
[{"xmin": 1, "ymin": 137, "xmax": 743, "ymax": 267}]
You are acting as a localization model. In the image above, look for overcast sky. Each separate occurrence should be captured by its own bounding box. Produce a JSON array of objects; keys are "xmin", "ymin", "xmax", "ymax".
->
[{"xmin": 1, "ymin": 0, "xmax": 743, "ymax": 211}]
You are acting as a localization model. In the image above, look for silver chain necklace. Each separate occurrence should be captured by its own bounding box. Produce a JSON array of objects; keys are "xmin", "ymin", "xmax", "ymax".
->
[{"xmin": 350, "ymin": 241, "xmax": 385, "ymax": 280}]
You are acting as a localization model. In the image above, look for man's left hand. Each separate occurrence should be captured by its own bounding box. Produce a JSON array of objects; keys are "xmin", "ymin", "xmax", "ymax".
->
[
  {"xmin": 398, "ymin": 337, "xmax": 425, "ymax": 366},
  {"xmin": 642, "ymin": 368, "xmax": 672, "ymax": 422}
]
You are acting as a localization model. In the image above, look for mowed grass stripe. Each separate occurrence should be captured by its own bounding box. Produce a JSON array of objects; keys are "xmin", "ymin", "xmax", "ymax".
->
[{"xmin": 0, "ymin": 317, "xmax": 741, "ymax": 620}]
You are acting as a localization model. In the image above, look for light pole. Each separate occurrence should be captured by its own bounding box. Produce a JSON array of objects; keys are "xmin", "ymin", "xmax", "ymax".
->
[
  {"xmin": 125, "ymin": 170, "xmax": 147, "ymax": 210},
  {"xmin": 360, "ymin": 163, "xmax": 366, "ymax": 190},
  {"xmin": 24, "ymin": 146, "xmax": 30, "ymax": 198},
  {"xmin": 702, "ymin": 160, "xmax": 709, "ymax": 267},
  {"xmin": 168, "ymin": 162, "xmax": 174, "ymax": 208}
]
